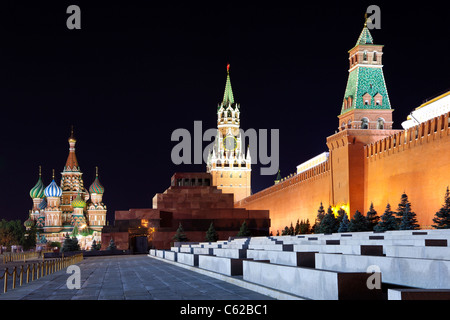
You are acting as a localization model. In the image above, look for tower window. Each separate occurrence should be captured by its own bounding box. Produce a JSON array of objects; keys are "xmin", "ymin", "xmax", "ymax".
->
[
  {"xmin": 377, "ymin": 118, "xmax": 385, "ymax": 130},
  {"xmin": 373, "ymin": 51, "xmax": 377, "ymax": 61},
  {"xmin": 363, "ymin": 51, "xmax": 368, "ymax": 61}
]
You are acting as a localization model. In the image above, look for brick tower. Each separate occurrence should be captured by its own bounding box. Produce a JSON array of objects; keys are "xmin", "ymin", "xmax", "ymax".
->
[
  {"xmin": 326, "ymin": 17, "xmax": 401, "ymax": 217},
  {"xmin": 206, "ymin": 64, "xmax": 251, "ymax": 202}
]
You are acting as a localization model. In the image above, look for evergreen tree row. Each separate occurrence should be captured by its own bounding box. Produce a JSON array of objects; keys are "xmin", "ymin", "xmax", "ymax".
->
[
  {"xmin": 313, "ymin": 192, "xmax": 421, "ymax": 234},
  {"xmin": 174, "ymin": 187, "xmax": 450, "ymax": 244}
]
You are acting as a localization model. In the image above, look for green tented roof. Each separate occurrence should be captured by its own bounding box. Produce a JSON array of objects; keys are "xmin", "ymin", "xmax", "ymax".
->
[{"xmin": 356, "ymin": 25, "xmax": 374, "ymax": 46}]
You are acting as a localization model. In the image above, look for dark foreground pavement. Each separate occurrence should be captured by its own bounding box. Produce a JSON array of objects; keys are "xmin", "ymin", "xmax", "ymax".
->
[{"xmin": 0, "ymin": 255, "xmax": 273, "ymax": 300}]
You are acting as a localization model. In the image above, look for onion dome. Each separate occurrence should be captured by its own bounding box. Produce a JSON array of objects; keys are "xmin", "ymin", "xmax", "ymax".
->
[
  {"xmin": 24, "ymin": 216, "xmax": 35, "ymax": 228},
  {"xmin": 68, "ymin": 125, "xmax": 76, "ymax": 143},
  {"xmin": 89, "ymin": 167, "xmax": 104, "ymax": 194},
  {"xmin": 38, "ymin": 198, "xmax": 47, "ymax": 210},
  {"xmin": 44, "ymin": 170, "xmax": 63, "ymax": 198},
  {"xmin": 29, "ymin": 166, "xmax": 45, "ymax": 199},
  {"xmin": 71, "ymin": 193, "xmax": 86, "ymax": 208}
]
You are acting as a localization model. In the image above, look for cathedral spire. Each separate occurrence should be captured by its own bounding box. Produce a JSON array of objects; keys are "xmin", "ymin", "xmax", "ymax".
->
[
  {"xmin": 65, "ymin": 125, "xmax": 79, "ymax": 171},
  {"xmin": 222, "ymin": 63, "xmax": 235, "ymax": 105}
]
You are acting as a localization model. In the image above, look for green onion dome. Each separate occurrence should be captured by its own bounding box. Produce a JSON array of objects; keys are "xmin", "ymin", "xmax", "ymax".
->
[
  {"xmin": 71, "ymin": 193, "xmax": 86, "ymax": 209},
  {"xmin": 30, "ymin": 167, "xmax": 45, "ymax": 199},
  {"xmin": 24, "ymin": 217, "xmax": 35, "ymax": 228}
]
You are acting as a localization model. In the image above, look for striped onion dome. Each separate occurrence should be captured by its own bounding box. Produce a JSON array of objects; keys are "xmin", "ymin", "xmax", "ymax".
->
[
  {"xmin": 44, "ymin": 172, "xmax": 63, "ymax": 198},
  {"xmin": 38, "ymin": 198, "xmax": 47, "ymax": 210},
  {"xmin": 89, "ymin": 167, "xmax": 104, "ymax": 194},
  {"xmin": 89, "ymin": 176, "xmax": 104, "ymax": 194},
  {"xmin": 30, "ymin": 170, "xmax": 45, "ymax": 199},
  {"xmin": 71, "ymin": 193, "xmax": 86, "ymax": 208}
]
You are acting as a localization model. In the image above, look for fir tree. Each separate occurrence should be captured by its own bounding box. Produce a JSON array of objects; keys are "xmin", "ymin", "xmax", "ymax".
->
[
  {"xmin": 107, "ymin": 238, "xmax": 116, "ymax": 250},
  {"xmin": 314, "ymin": 202, "xmax": 326, "ymax": 234},
  {"xmin": 319, "ymin": 207, "xmax": 338, "ymax": 234},
  {"xmin": 396, "ymin": 193, "xmax": 411, "ymax": 226},
  {"xmin": 61, "ymin": 234, "xmax": 72, "ymax": 252},
  {"xmin": 399, "ymin": 203, "xmax": 420, "ymax": 230},
  {"xmin": 433, "ymin": 187, "xmax": 450, "ymax": 229},
  {"xmin": 374, "ymin": 203, "xmax": 398, "ymax": 232},
  {"xmin": 173, "ymin": 223, "xmax": 189, "ymax": 242},
  {"xmin": 91, "ymin": 239, "xmax": 101, "ymax": 250},
  {"xmin": 91, "ymin": 239, "xmax": 98, "ymax": 251},
  {"xmin": 366, "ymin": 202, "xmax": 380, "ymax": 231},
  {"xmin": 62, "ymin": 234, "xmax": 81, "ymax": 252},
  {"xmin": 237, "ymin": 220, "xmax": 251, "ymax": 237},
  {"xmin": 348, "ymin": 210, "xmax": 369, "ymax": 232},
  {"xmin": 338, "ymin": 212, "xmax": 350, "ymax": 233},
  {"xmin": 300, "ymin": 219, "xmax": 311, "ymax": 234},
  {"xmin": 316, "ymin": 202, "xmax": 325, "ymax": 223},
  {"xmin": 281, "ymin": 226, "xmax": 290, "ymax": 236},
  {"xmin": 294, "ymin": 219, "xmax": 301, "ymax": 235},
  {"xmin": 205, "ymin": 222, "xmax": 219, "ymax": 242},
  {"xmin": 336, "ymin": 209, "xmax": 346, "ymax": 227},
  {"xmin": 289, "ymin": 222, "xmax": 295, "ymax": 236}
]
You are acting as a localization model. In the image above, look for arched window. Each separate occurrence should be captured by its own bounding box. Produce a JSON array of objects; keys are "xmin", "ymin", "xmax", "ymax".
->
[
  {"xmin": 361, "ymin": 118, "xmax": 369, "ymax": 129},
  {"xmin": 377, "ymin": 118, "xmax": 385, "ymax": 129},
  {"xmin": 373, "ymin": 51, "xmax": 377, "ymax": 61},
  {"xmin": 363, "ymin": 51, "xmax": 368, "ymax": 61}
]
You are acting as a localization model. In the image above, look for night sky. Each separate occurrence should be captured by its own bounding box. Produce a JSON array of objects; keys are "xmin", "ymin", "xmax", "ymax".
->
[{"xmin": 1, "ymin": 1, "xmax": 449, "ymax": 224}]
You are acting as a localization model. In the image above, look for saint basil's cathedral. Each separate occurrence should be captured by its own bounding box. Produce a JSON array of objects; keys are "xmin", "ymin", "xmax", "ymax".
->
[{"xmin": 25, "ymin": 129, "xmax": 107, "ymax": 250}]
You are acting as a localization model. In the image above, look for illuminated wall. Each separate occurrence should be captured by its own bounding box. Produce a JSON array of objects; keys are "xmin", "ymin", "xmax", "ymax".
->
[
  {"xmin": 236, "ymin": 112, "xmax": 450, "ymax": 232},
  {"xmin": 365, "ymin": 112, "xmax": 450, "ymax": 229},
  {"xmin": 235, "ymin": 162, "xmax": 331, "ymax": 234}
]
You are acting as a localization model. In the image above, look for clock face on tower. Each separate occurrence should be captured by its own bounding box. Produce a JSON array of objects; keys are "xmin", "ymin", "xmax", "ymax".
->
[{"xmin": 223, "ymin": 136, "xmax": 237, "ymax": 151}]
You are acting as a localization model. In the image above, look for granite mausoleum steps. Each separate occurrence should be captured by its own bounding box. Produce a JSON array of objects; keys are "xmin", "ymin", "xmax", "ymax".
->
[{"xmin": 148, "ymin": 229, "xmax": 450, "ymax": 300}]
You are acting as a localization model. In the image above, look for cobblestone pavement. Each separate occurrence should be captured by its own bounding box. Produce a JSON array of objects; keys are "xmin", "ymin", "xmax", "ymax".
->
[{"xmin": 0, "ymin": 255, "xmax": 273, "ymax": 300}]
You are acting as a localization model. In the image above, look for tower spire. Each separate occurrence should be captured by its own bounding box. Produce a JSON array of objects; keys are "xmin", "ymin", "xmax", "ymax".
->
[
  {"xmin": 355, "ymin": 15, "xmax": 374, "ymax": 46},
  {"xmin": 222, "ymin": 63, "xmax": 235, "ymax": 105},
  {"xmin": 65, "ymin": 125, "xmax": 79, "ymax": 171}
]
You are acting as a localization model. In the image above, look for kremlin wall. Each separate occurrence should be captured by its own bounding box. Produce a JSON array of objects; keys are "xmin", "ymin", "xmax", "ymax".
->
[{"xmin": 235, "ymin": 21, "xmax": 450, "ymax": 234}]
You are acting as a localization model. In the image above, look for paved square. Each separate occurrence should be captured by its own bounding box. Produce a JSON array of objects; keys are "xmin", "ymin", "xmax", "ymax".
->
[{"xmin": 0, "ymin": 255, "xmax": 273, "ymax": 300}]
